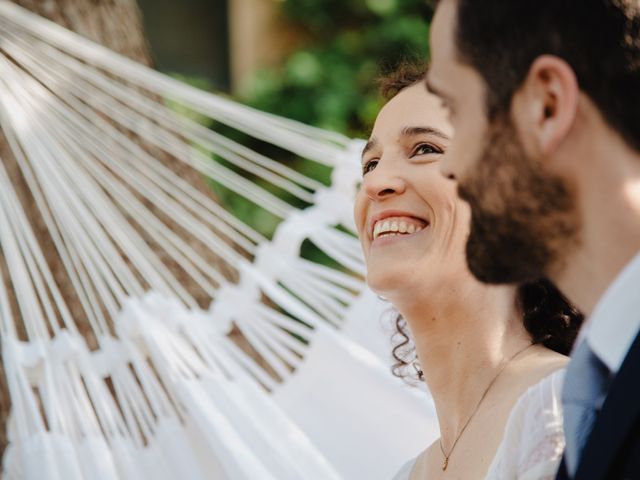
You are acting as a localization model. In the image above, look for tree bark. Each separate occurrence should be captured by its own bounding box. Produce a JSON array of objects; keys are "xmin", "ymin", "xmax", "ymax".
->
[{"xmin": 12, "ymin": 0, "xmax": 154, "ymax": 65}]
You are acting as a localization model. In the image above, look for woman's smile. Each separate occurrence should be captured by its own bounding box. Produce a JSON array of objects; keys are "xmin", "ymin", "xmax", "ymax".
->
[
  {"xmin": 353, "ymin": 81, "xmax": 461, "ymax": 294},
  {"xmin": 371, "ymin": 219, "xmax": 432, "ymax": 248},
  {"xmin": 369, "ymin": 210, "xmax": 430, "ymax": 243}
]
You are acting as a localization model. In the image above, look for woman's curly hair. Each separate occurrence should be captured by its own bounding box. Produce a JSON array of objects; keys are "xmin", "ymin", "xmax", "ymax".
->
[{"xmin": 377, "ymin": 62, "xmax": 584, "ymax": 380}]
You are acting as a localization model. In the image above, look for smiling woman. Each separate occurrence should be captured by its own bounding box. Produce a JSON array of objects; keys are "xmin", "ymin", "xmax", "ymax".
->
[
  {"xmin": 355, "ymin": 68, "xmax": 458, "ymax": 303},
  {"xmin": 353, "ymin": 62, "xmax": 583, "ymax": 479}
]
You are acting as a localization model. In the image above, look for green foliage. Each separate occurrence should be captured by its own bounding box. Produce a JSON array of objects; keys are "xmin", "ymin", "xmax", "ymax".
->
[{"xmin": 240, "ymin": 0, "xmax": 432, "ymax": 137}]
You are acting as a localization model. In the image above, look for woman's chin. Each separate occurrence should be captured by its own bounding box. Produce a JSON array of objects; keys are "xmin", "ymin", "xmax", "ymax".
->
[{"xmin": 365, "ymin": 270, "xmax": 416, "ymax": 300}]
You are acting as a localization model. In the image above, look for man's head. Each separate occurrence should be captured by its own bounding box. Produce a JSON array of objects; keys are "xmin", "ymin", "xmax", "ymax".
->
[{"xmin": 427, "ymin": 0, "xmax": 640, "ymax": 284}]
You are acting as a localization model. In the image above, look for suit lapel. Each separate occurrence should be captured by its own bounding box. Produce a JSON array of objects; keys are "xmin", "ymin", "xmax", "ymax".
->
[{"xmin": 575, "ymin": 330, "xmax": 640, "ymax": 478}]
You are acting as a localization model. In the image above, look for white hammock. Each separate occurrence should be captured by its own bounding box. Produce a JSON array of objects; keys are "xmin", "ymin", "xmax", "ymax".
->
[{"xmin": 0, "ymin": 2, "xmax": 438, "ymax": 479}]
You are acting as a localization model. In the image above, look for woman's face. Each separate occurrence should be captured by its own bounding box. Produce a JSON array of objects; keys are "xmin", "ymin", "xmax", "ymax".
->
[{"xmin": 354, "ymin": 83, "xmax": 471, "ymax": 299}]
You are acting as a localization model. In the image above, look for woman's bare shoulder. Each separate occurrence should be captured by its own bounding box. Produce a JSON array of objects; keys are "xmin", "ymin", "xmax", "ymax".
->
[
  {"xmin": 513, "ymin": 344, "xmax": 567, "ymax": 384},
  {"xmin": 493, "ymin": 344, "xmax": 567, "ymax": 408}
]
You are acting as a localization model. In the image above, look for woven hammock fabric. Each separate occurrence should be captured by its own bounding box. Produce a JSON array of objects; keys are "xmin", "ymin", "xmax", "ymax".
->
[{"xmin": 0, "ymin": 2, "xmax": 439, "ymax": 479}]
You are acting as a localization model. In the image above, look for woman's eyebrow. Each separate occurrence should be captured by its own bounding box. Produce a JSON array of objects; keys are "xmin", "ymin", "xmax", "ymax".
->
[
  {"xmin": 361, "ymin": 127, "xmax": 448, "ymax": 161},
  {"xmin": 361, "ymin": 138, "xmax": 377, "ymax": 160},
  {"xmin": 401, "ymin": 126, "xmax": 449, "ymax": 140}
]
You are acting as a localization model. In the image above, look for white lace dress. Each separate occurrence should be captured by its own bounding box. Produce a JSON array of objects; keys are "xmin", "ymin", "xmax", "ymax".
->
[{"xmin": 393, "ymin": 369, "xmax": 566, "ymax": 480}]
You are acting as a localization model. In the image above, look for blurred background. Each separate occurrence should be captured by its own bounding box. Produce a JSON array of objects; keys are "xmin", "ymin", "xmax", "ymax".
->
[
  {"xmin": 137, "ymin": 0, "xmax": 433, "ymax": 237},
  {"xmin": 139, "ymin": 0, "xmax": 432, "ymax": 136}
]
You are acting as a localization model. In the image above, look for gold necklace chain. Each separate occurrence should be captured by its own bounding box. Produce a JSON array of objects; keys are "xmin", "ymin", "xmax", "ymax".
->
[{"xmin": 438, "ymin": 343, "xmax": 534, "ymax": 471}]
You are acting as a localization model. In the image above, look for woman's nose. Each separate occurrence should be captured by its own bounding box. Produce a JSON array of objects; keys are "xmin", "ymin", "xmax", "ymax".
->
[{"xmin": 363, "ymin": 164, "xmax": 406, "ymax": 200}]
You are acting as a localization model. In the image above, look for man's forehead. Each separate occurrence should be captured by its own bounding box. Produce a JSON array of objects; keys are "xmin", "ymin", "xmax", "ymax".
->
[
  {"xmin": 429, "ymin": 0, "xmax": 458, "ymax": 64},
  {"xmin": 425, "ymin": 74, "xmax": 444, "ymax": 99},
  {"xmin": 427, "ymin": 0, "xmax": 461, "ymax": 96},
  {"xmin": 425, "ymin": 53, "xmax": 451, "ymax": 101}
]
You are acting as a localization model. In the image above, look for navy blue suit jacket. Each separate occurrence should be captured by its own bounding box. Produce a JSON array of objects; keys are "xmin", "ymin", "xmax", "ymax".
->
[{"xmin": 556, "ymin": 330, "xmax": 640, "ymax": 480}]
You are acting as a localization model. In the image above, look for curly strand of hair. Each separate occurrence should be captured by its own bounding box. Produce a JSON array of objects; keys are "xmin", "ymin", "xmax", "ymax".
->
[
  {"xmin": 391, "ymin": 314, "xmax": 424, "ymax": 381},
  {"xmin": 518, "ymin": 279, "xmax": 583, "ymax": 356},
  {"xmin": 377, "ymin": 61, "xmax": 428, "ymax": 101}
]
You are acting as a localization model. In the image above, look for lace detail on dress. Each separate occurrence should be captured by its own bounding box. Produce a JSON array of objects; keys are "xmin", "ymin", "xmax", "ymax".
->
[{"xmin": 485, "ymin": 369, "xmax": 566, "ymax": 480}]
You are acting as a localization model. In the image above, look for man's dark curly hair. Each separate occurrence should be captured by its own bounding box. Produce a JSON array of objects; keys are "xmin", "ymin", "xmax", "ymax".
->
[
  {"xmin": 444, "ymin": 0, "xmax": 640, "ymax": 152},
  {"xmin": 377, "ymin": 63, "xmax": 584, "ymax": 380}
]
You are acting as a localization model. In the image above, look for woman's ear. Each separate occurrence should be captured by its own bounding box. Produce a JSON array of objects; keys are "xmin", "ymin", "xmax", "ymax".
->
[{"xmin": 511, "ymin": 55, "xmax": 579, "ymax": 158}]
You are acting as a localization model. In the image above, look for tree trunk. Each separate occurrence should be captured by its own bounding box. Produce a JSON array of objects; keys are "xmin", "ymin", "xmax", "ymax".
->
[
  {"xmin": 12, "ymin": 0, "xmax": 154, "ymax": 65},
  {"xmin": 0, "ymin": 0, "xmax": 239, "ymax": 455}
]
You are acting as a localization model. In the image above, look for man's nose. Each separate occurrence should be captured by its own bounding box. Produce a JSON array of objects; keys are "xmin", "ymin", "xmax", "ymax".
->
[{"xmin": 438, "ymin": 151, "xmax": 457, "ymax": 181}]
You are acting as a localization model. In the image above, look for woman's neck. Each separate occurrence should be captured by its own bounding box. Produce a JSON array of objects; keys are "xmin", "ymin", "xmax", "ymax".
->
[{"xmin": 392, "ymin": 280, "xmax": 532, "ymax": 447}]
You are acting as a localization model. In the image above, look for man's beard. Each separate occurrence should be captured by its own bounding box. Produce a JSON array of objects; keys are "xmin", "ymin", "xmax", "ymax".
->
[{"xmin": 458, "ymin": 117, "xmax": 580, "ymax": 284}]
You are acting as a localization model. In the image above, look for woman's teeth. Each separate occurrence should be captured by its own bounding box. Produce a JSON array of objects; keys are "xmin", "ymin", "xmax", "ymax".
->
[{"xmin": 373, "ymin": 218, "xmax": 426, "ymax": 239}]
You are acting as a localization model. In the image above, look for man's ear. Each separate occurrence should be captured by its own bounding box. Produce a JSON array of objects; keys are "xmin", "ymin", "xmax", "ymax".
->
[{"xmin": 511, "ymin": 55, "xmax": 579, "ymax": 157}]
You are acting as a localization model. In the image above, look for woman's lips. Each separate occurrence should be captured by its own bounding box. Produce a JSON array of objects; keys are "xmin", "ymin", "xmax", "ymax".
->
[
  {"xmin": 370, "ymin": 221, "xmax": 431, "ymax": 249},
  {"xmin": 371, "ymin": 215, "xmax": 429, "ymax": 240}
]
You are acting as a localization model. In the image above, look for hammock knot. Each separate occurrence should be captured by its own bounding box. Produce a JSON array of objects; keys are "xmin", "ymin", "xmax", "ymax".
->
[
  {"xmin": 91, "ymin": 335, "xmax": 128, "ymax": 378},
  {"xmin": 209, "ymin": 280, "xmax": 260, "ymax": 335},
  {"xmin": 271, "ymin": 210, "xmax": 328, "ymax": 256},
  {"xmin": 253, "ymin": 243, "xmax": 292, "ymax": 281},
  {"xmin": 49, "ymin": 329, "xmax": 84, "ymax": 364},
  {"xmin": 330, "ymin": 139, "xmax": 366, "ymax": 192},
  {"xmin": 313, "ymin": 188, "xmax": 355, "ymax": 228},
  {"xmin": 4, "ymin": 337, "xmax": 47, "ymax": 386}
]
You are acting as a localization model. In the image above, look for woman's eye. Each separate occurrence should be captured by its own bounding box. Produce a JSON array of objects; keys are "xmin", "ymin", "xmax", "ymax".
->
[
  {"xmin": 413, "ymin": 143, "xmax": 443, "ymax": 156},
  {"xmin": 362, "ymin": 159, "xmax": 378, "ymax": 175}
]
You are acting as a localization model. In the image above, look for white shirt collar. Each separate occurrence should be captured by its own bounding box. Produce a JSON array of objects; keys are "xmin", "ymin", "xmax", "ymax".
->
[{"xmin": 586, "ymin": 251, "xmax": 640, "ymax": 374}]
